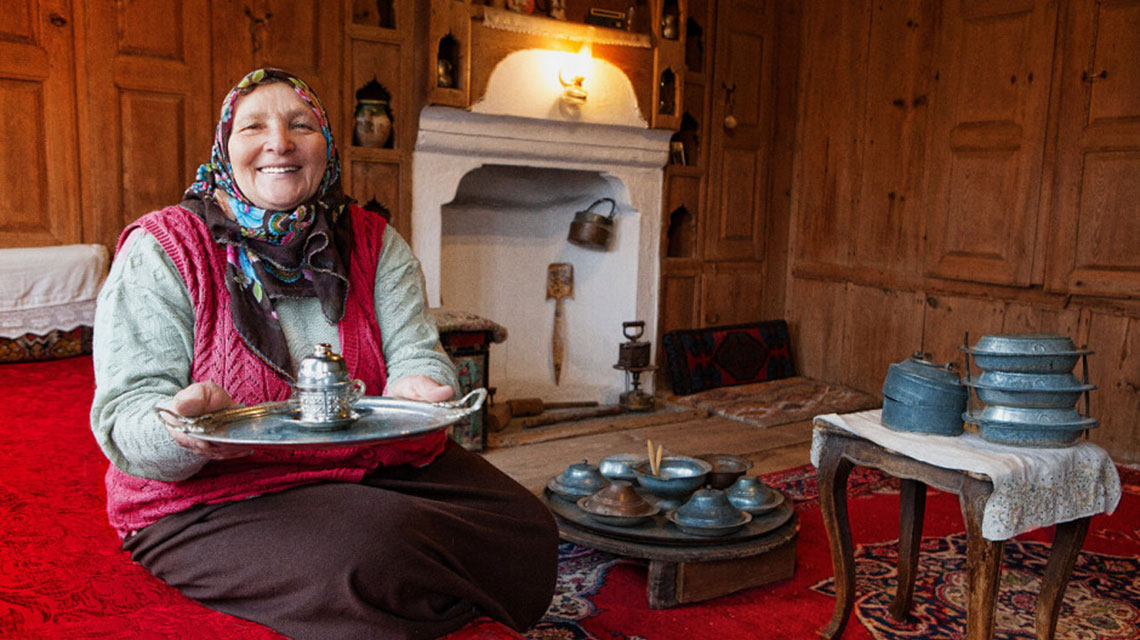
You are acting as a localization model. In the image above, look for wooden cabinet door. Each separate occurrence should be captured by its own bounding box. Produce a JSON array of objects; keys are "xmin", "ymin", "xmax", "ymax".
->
[
  {"xmin": 702, "ymin": 0, "xmax": 776, "ymax": 262},
  {"xmin": 923, "ymin": 0, "xmax": 1057, "ymax": 286},
  {"xmin": 0, "ymin": 0, "xmax": 81, "ymax": 248},
  {"xmin": 700, "ymin": 262, "xmax": 763, "ymax": 326},
  {"xmin": 1046, "ymin": 0, "xmax": 1140, "ymax": 299},
  {"xmin": 82, "ymin": 0, "xmax": 212, "ymax": 249}
]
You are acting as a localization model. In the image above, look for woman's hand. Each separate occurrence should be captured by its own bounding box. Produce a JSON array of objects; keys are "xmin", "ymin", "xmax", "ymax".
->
[
  {"xmin": 160, "ymin": 381, "xmax": 254, "ymax": 460},
  {"xmin": 387, "ymin": 375, "xmax": 455, "ymax": 403}
]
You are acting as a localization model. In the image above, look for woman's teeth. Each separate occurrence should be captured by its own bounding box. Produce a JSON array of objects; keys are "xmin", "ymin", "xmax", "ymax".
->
[{"xmin": 260, "ymin": 166, "xmax": 299, "ymax": 174}]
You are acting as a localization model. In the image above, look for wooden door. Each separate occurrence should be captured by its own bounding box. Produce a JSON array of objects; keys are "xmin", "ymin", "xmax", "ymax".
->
[
  {"xmin": 923, "ymin": 0, "xmax": 1058, "ymax": 286},
  {"xmin": 1046, "ymin": 0, "xmax": 1140, "ymax": 299},
  {"xmin": 702, "ymin": 0, "xmax": 776, "ymax": 262},
  {"xmin": 0, "ymin": 0, "xmax": 81, "ymax": 248},
  {"xmin": 81, "ymin": 0, "xmax": 212, "ymax": 249}
]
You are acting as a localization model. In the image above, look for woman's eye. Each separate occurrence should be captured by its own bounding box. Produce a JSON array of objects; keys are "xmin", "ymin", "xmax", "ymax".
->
[{"xmin": 291, "ymin": 122, "xmax": 316, "ymax": 131}]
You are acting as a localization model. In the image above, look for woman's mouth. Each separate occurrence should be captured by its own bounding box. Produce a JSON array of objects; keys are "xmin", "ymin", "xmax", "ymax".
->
[{"xmin": 259, "ymin": 166, "xmax": 300, "ymax": 174}]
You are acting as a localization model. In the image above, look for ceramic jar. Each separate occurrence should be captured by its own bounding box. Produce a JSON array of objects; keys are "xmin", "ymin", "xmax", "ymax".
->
[{"xmin": 353, "ymin": 99, "xmax": 392, "ymax": 148}]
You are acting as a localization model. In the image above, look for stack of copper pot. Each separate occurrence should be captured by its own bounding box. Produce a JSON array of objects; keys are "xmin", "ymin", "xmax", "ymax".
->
[{"xmin": 961, "ymin": 333, "xmax": 1098, "ymax": 447}]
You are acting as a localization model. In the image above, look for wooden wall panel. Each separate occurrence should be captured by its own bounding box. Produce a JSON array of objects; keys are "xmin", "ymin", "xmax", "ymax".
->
[
  {"xmin": 660, "ymin": 267, "xmax": 701, "ymax": 337},
  {"xmin": 785, "ymin": 278, "xmax": 847, "ymax": 383},
  {"xmin": 350, "ymin": 161, "xmax": 400, "ymax": 219},
  {"xmin": 1048, "ymin": 0, "xmax": 1140, "ymax": 299},
  {"xmin": 922, "ymin": 0, "xmax": 1057, "ymax": 286},
  {"xmin": 921, "ymin": 294, "xmax": 1004, "ymax": 369},
  {"xmin": 211, "ymin": 0, "xmax": 343, "ymax": 138},
  {"xmin": 849, "ymin": 0, "xmax": 935, "ymax": 275},
  {"xmin": 0, "ymin": 0, "xmax": 80, "ymax": 248},
  {"xmin": 791, "ymin": 0, "xmax": 869, "ymax": 266},
  {"xmin": 840, "ymin": 285, "xmax": 924, "ymax": 394},
  {"xmin": 82, "ymin": 0, "xmax": 211, "ymax": 248},
  {"xmin": 0, "ymin": 80, "xmax": 50, "ymax": 230},
  {"xmin": 119, "ymin": 93, "xmax": 191, "ymax": 224},
  {"xmin": 1084, "ymin": 312, "xmax": 1140, "ymax": 465}
]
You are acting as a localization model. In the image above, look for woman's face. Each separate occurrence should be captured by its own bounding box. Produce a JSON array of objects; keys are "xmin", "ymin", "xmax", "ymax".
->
[{"xmin": 227, "ymin": 82, "xmax": 327, "ymax": 211}]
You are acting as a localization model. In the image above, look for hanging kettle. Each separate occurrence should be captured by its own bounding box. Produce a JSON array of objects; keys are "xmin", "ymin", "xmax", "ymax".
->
[{"xmin": 568, "ymin": 198, "xmax": 617, "ymax": 250}]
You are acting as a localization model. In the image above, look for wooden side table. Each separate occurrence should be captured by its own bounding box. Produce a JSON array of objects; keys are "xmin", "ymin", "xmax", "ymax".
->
[{"xmin": 815, "ymin": 422, "xmax": 1091, "ymax": 640}]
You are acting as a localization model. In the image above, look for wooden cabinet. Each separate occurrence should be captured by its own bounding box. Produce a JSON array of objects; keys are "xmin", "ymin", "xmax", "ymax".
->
[
  {"xmin": 657, "ymin": 0, "xmax": 780, "ymax": 386},
  {"xmin": 0, "ymin": 0, "xmax": 82, "ymax": 248},
  {"xmin": 342, "ymin": 0, "xmax": 416, "ymax": 235},
  {"xmin": 1046, "ymin": 0, "xmax": 1140, "ymax": 300},
  {"xmin": 922, "ymin": 0, "xmax": 1058, "ymax": 286}
]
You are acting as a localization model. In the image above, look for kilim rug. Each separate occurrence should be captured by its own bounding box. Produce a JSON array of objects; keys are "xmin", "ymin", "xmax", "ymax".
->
[{"xmin": 527, "ymin": 464, "xmax": 1140, "ymax": 640}]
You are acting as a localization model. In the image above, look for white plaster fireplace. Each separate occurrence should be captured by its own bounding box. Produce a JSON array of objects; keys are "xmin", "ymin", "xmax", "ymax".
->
[{"xmin": 412, "ymin": 50, "xmax": 672, "ymax": 405}]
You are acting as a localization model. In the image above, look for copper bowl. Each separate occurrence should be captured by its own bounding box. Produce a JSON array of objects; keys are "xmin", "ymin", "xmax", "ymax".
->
[
  {"xmin": 696, "ymin": 453, "xmax": 754, "ymax": 489},
  {"xmin": 577, "ymin": 480, "xmax": 659, "ymax": 527}
]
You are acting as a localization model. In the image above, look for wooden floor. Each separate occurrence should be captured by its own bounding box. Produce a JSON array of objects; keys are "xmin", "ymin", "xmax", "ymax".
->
[{"xmin": 480, "ymin": 403, "xmax": 815, "ymax": 495}]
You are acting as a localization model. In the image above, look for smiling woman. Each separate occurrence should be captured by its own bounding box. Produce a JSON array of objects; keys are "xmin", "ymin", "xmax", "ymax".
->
[
  {"xmin": 227, "ymin": 82, "xmax": 328, "ymax": 211},
  {"xmin": 88, "ymin": 68, "xmax": 559, "ymax": 640}
]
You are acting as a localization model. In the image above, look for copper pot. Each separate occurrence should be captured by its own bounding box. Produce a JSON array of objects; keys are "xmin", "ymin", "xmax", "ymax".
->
[{"xmin": 568, "ymin": 198, "xmax": 617, "ymax": 250}]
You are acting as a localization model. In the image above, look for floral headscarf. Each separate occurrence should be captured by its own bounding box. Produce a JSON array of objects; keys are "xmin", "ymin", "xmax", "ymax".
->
[{"xmin": 181, "ymin": 68, "xmax": 353, "ymax": 380}]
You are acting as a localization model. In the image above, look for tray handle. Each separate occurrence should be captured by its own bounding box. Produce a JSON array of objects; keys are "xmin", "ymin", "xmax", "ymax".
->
[
  {"xmin": 156, "ymin": 400, "xmax": 298, "ymax": 433},
  {"xmin": 432, "ymin": 388, "xmax": 488, "ymax": 416}
]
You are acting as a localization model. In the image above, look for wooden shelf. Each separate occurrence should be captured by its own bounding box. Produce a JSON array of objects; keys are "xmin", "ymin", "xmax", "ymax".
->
[
  {"xmin": 476, "ymin": 6, "xmax": 652, "ymax": 48},
  {"xmin": 345, "ymin": 146, "xmax": 401, "ymax": 164}
]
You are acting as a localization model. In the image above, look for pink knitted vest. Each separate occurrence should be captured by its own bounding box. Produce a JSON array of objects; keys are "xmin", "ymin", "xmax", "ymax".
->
[{"xmin": 104, "ymin": 205, "xmax": 446, "ymax": 539}]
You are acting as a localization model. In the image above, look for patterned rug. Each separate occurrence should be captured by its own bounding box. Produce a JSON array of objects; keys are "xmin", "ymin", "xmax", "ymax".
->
[{"xmin": 525, "ymin": 464, "xmax": 1140, "ymax": 640}]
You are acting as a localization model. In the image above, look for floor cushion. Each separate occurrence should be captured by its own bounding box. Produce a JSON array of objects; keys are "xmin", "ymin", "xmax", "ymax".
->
[{"xmin": 661, "ymin": 320, "xmax": 796, "ymax": 396}]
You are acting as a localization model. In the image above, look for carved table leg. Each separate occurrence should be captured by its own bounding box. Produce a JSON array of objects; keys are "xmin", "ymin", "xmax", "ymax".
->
[
  {"xmin": 817, "ymin": 442, "xmax": 855, "ymax": 639},
  {"xmin": 961, "ymin": 482, "xmax": 1003, "ymax": 640},
  {"xmin": 1035, "ymin": 517, "xmax": 1090, "ymax": 640},
  {"xmin": 890, "ymin": 478, "xmax": 927, "ymax": 621}
]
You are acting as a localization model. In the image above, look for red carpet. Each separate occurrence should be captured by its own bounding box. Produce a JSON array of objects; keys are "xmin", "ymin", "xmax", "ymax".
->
[{"xmin": 3, "ymin": 356, "xmax": 1138, "ymax": 640}]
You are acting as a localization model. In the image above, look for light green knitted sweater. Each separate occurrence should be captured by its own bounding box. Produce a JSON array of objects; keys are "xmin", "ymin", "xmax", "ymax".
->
[{"xmin": 90, "ymin": 228, "xmax": 458, "ymax": 482}]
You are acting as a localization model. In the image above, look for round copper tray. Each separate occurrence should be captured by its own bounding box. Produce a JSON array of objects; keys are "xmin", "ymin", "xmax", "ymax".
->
[{"xmin": 542, "ymin": 486, "xmax": 794, "ymax": 546}]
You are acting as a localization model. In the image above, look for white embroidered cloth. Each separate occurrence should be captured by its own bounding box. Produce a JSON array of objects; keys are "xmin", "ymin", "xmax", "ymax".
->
[
  {"xmin": 0, "ymin": 244, "xmax": 108, "ymax": 338},
  {"xmin": 811, "ymin": 409, "xmax": 1121, "ymax": 541}
]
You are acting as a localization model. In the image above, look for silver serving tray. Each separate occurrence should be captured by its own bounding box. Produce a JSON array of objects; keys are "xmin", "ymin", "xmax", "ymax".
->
[{"xmin": 162, "ymin": 389, "xmax": 486, "ymax": 450}]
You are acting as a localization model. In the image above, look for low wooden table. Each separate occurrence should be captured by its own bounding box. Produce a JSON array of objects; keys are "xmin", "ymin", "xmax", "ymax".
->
[
  {"xmin": 548, "ymin": 498, "xmax": 798, "ymax": 609},
  {"xmin": 815, "ymin": 422, "xmax": 1091, "ymax": 640}
]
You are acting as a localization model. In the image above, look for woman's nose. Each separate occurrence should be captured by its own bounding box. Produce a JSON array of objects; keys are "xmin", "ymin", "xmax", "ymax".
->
[{"xmin": 263, "ymin": 124, "xmax": 295, "ymax": 153}]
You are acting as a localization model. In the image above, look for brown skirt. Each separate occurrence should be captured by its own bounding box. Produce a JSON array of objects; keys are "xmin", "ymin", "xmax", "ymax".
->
[{"xmin": 123, "ymin": 440, "xmax": 560, "ymax": 640}]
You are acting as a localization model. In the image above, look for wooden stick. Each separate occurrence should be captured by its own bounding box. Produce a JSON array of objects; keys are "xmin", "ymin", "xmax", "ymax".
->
[
  {"xmin": 647, "ymin": 440, "xmax": 656, "ymax": 475},
  {"xmin": 655, "ymin": 444, "xmax": 663, "ymax": 475}
]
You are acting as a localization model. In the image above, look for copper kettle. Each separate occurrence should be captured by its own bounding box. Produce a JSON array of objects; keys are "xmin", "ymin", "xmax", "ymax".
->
[{"xmin": 568, "ymin": 198, "xmax": 617, "ymax": 250}]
